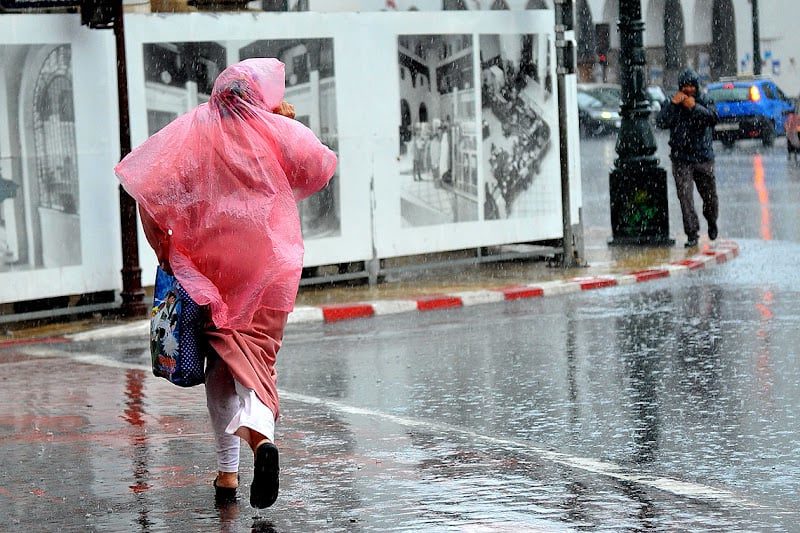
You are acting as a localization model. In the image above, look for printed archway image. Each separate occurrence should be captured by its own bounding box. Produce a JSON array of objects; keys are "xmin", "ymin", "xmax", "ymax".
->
[
  {"xmin": 398, "ymin": 33, "xmax": 479, "ymax": 227},
  {"xmin": 0, "ymin": 44, "xmax": 82, "ymax": 272}
]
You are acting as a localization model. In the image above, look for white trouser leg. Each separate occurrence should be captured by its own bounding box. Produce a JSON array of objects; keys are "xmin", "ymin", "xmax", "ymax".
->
[
  {"xmin": 205, "ymin": 355, "xmax": 241, "ymax": 473},
  {"xmin": 225, "ymin": 380, "xmax": 275, "ymax": 443}
]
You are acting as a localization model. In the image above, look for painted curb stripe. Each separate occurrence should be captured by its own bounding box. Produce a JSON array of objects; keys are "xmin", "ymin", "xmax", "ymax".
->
[
  {"xmin": 500, "ymin": 285, "xmax": 545, "ymax": 300},
  {"xmin": 321, "ymin": 303, "xmax": 375, "ymax": 322},
  {"xmin": 287, "ymin": 307, "xmax": 325, "ymax": 324},
  {"xmin": 371, "ymin": 300, "xmax": 419, "ymax": 315},
  {"xmin": 673, "ymin": 259, "xmax": 705, "ymax": 270},
  {"xmin": 702, "ymin": 250, "xmax": 729, "ymax": 264},
  {"xmin": 632, "ymin": 269, "xmax": 671, "ymax": 282},
  {"xmin": 450, "ymin": 290, "xmax": 506, "ymax": 306},
  {"xmin": 574, "ymin": 277, "xmax": 618, "ymax": 290},
  {"xmin": 415, "ymin": 295, "xmax": 463, "ymax": 311},
  {"xmin": 615, "ymin": 274, "xmax": 638, "ymax": 286},
  {"xmin": 540, "ymin": 281, "xmax": 581, "ymax": 296}
]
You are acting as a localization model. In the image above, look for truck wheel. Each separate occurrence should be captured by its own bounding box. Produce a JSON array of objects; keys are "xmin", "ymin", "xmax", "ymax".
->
[{"xmin": 762, "ymin": 125, "xmax": 776, "ymax": 147}]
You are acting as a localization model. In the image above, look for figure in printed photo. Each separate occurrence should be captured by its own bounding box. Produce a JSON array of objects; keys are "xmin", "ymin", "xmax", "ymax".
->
[
  {"xmin": 150, "ymin": 289, "xmax": 180, "ymax": 375},
  {"xmin": 398, "ymin": 34, "xmax": 478, "ymax": 227}
]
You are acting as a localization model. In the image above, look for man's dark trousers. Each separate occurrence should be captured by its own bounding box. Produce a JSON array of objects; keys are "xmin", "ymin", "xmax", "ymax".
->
[{"xmin": 671, "ymin": 158, "xmax": 718, "ymax": 240}]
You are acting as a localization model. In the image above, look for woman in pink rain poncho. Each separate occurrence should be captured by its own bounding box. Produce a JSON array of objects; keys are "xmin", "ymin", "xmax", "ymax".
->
[{"xmin": 115, "ymin": 58, "xmax": 337, "ymax": 508}]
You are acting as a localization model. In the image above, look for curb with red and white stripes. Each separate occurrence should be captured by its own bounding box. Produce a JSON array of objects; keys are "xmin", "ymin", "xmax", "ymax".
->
[
  {"xmin": 17, "ymin": 240, "xmax": 738, "ymax": 344},
  {"xmin": 290, "ymin": 239, "xmax": 739, "ymax": 324}
]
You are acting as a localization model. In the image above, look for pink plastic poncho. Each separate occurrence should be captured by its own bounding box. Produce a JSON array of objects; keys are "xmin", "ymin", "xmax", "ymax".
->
[{"xmin": 115, "ymin": 58, "xmax": 337, "ymax": 329}]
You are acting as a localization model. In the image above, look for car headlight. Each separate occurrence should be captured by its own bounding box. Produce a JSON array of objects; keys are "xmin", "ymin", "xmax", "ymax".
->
[{"xmin": 589, "ymin": 110, "xmax": 620, "ymax": 120}]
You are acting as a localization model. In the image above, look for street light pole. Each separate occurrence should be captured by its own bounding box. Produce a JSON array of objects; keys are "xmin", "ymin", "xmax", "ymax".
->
[
  {"xmin": 608, "ymin": 0, "xmax": 673, "ymax": 246},
  {"xmin": 555, "ymin": 0, "xmax": 583, "ymax": 267},
  {"xmin": 113, "ymin": 0, "xmax": 146, "ymax": 316},
  {"xmin": 751, "ymin": 0, "xmax": 761, "ymax": 75}
]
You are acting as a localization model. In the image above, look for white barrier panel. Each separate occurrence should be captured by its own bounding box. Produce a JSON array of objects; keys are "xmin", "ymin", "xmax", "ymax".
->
[
  {"xmin": 123, "ymin": 12, "xmax": 377, "ymax": 285},
  {"xmin": 370, "ymin": 11, "xmax": 563, "ymax": 257},
  {"xmin": 0, "ymin": 11, "xmax": 578, "ymax": 305},
  {"xmin": 124, "ymin": 10, "xmax": 570, "ymax": 273},
  {"xmin": 0, "ymin": 15, "xmax": 121, "ymax": 304}
]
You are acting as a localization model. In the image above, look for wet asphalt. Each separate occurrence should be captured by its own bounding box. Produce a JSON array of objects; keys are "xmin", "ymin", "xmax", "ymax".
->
[{"xmin": 2, "ymin": 134, "xmax": 800, "ymax": 531}]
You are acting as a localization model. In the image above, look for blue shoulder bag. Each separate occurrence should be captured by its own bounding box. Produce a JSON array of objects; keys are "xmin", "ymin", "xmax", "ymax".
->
[{"xmin": 150, "ymin": 267, "xmax": 208, "ymax": 387}]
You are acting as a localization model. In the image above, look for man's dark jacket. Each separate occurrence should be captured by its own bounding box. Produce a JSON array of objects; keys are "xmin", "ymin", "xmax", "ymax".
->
[{"xmin": 656, "ymin": 69, "xmax": 718, "ymax": 163}]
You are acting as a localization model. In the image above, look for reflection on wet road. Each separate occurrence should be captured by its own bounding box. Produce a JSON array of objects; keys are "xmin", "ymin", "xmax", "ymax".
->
[
  {"xmin": 278, "ymin": 240, "xmax": 800, "ymax": 530},
  {"xmin": 752, "ymin": 154, "xmax": 772, "ymax": 240}
]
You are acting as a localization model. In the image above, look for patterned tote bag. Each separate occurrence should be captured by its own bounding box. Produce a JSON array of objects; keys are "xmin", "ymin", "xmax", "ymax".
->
[{"xmin": 150, "ymin": 267, "xmax": 208, "ymax": 387}]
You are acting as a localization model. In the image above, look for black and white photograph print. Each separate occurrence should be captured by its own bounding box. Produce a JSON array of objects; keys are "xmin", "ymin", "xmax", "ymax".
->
[
  {"xmin": 241, "ymin": 39, "xmax": 340, "ymax": 239},
  {"xmin": 0, "ymin": 44, "xmax": 82, "ymax": 272},
  {"xmin": 398, "ymin": 34, "xmax": 479, "ymax": 227},
  {"xmin": 480, "ymin": 33, "xmax": 555, "ymax": 220},
  {"xmin": 142, "ymin": 39, "xmax": 340, "ymax": 239}
]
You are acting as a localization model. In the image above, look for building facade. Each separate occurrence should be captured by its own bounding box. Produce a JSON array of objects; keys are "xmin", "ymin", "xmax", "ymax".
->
[{"xmin": 294, "ymin": 0, "xmax": 800, "ymax": 95}]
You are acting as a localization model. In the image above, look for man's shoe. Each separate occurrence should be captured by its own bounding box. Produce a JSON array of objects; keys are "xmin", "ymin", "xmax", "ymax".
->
[
  {"xmin": 708, "ymin": 223, "xmax": 718, "ymax": 241},
  {"xmin": 684, "ymin": 237, "xmax": 698, "ymax": 248}
]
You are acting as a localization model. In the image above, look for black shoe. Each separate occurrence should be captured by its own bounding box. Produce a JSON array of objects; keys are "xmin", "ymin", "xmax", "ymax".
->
[
  {"xmin": 250, "ymin": 442, "xmax": 279, "ymax": 509},
  {"xmin": 708, "ymin": 223, "xmax": 718, "ymax": 241},
  {"xmin": 213, "ymin": 476, "xmax": 239, "ymax": 505},
  {"xmin": 684, "ymin": 237, "xmax": 698, "ymax": 248}
]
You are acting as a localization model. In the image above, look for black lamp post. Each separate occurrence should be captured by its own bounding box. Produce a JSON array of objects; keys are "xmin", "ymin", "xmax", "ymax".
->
[
  {"xmin": 608, "ymin": 0, "xmax": 673, "ymax": 246},
  {"xmin": 751, "ymin": 0, "xmax": 761, "ymax": 75},
  {"xmin": 112, "ymin": 0, "xmax": 147, "ymax": 316}
]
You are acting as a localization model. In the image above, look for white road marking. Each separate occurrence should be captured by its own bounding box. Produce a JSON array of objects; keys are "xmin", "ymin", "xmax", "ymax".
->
[{"xmin": 282, "ymin": 390, "xmax": 763, "ymax": 509}]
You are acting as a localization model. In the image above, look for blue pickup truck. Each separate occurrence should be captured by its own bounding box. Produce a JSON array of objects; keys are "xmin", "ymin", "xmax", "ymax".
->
[{"xmin": 706, "ymin": 77, "xmax": 794, "ymax": 147}]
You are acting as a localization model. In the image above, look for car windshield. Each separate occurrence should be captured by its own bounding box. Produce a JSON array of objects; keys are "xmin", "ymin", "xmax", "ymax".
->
[
  {"xmin": 583, "ymin": 88, "xmax": 620, "ymax": 106},
  {"xmin": 577, "ymin": 91, "xmax": 604, "ymax": 109},
  {"xmin": 708, "ymin": 87, "xmax": 752, "ymax": 102}
]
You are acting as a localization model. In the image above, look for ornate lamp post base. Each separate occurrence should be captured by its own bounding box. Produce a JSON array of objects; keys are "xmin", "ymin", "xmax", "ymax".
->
[
  {"xmin": 609, "ymin": 161, "xmax": 673, "ymax": 246},
  {"xmin": 608, "ymin": 0, "xmax": 673, "ymax": 247}
]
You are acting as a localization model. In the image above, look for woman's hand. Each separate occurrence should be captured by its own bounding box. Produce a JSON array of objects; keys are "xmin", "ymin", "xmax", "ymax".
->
[
  {"xmin": 273, "ymin": 101, "xmax": 296, "ymax": 119},
  {"xmin": 671, "ymin": 91, "xmax": 687, "ymax": 105}
]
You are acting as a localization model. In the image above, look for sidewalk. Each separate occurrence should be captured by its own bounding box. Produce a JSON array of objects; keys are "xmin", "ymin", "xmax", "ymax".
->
[{"xmin": 1, "ymin": 237, "xmax": 739, "ymax": 343}]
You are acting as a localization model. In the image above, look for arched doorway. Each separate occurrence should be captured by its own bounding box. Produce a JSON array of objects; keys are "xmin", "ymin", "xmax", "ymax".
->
[
  {"xmin": 663, "ymin": 0, "xmax": 685, "ymax": 90},
  {"xmin": 711, "ymin": 0, "xmax": 736, "ymax": 79},
  {"xmin": 32, "ymin": 45, "xmax": 80, "ymax": 268},
  {"xmin": 419, "ymin": 102, "xmax": 428, "ymax": 123}
]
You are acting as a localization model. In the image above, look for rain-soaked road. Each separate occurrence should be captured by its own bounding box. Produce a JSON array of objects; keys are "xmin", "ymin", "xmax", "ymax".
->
[{"xmin": 2, "ymin": 135, "xmax": 800, "ymax": 531}]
